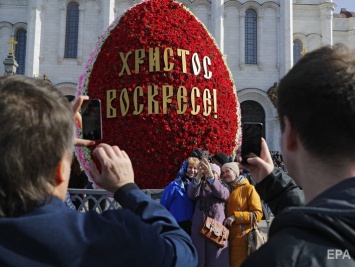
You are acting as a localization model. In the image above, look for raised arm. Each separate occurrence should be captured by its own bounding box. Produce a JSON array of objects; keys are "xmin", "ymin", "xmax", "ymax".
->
[
  {"xmin": 89, "ymin": 144, "xmax": 198, "ymax": 266},
  {"xmin": 244, "ymin": 139, "xmax": 305, "ymax": 215},
  {"xmin": 255, "ymin": 168, "xmax": 305, "ymax": 215}
]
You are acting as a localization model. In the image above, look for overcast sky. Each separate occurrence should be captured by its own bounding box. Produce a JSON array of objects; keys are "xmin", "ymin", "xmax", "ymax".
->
[{"xmin": 332, "ymin": 0, "xmax": 355, "ymax": 13}]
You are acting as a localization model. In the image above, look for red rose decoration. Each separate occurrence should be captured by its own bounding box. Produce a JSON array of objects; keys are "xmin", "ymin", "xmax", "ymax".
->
[{"xmin": 76, "ymin": 0, "xmax": 241, "ymax": 189}]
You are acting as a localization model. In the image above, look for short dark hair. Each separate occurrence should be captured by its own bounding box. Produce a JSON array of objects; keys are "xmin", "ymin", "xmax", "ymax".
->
[
  {"xmin": 0, "ymin": 75, "xmax": 74, "ymax": 217},
  {"xmin": 277, "ymin": 44, "xmax": 355, "ymax": 160}
]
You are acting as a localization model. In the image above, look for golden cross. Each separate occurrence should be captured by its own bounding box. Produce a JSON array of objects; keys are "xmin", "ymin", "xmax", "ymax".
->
[
  {"xmin": 7, "ymin": 36, "xmax": 18, "ymax": 54},
  {"xmin": 300, "ymin": 47, "xmax": 307, "ymax": 56}
]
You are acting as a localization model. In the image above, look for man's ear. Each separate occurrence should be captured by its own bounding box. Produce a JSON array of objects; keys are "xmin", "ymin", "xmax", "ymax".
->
[
  {"xmin": 55, "ymin": 160, "xmax": 65, "ymax": 185},
  {"xmin": 284, "ymin": 116, "xmax": 299, "ymax": 151}
]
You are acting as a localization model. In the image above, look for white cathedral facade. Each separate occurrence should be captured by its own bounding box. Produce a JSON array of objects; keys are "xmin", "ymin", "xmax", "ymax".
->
[{"xmin": 1, "ymin": 0, "xmax": 355, "ymax": 151}]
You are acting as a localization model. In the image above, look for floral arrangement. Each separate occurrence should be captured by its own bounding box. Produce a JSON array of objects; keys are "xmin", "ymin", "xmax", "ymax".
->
[{"xmin": 76, "ymin": 0, "xmax": 240, "ymax": 189}]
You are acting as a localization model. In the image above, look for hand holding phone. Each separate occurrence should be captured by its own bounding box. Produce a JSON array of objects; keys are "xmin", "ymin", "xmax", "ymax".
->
[
  {"xmin": 244, "ymin": 138, "xmax": 275, "ymax": 184},
  {"xmin": 71, "ymin": 96, "xmax": 96, "ymax": 147},
  {"xmin": 201, "ymin": 150, "xmax": 209, "ymax": 161},
  {"xmin": 82, "ymin": 99, "xmax": 103, "ymax": 141},
  {"xmin": 241, "ymin": 122, "xmax": 263, "ymax": 164}
]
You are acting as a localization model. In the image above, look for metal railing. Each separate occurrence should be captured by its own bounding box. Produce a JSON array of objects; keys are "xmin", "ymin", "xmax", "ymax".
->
[
  {"xmin": 68, "ymin": 188, "xmax": 164, "ymax": 213},
  {"xmin": 68, "ymin": 189, "xmax": 272, "ymax": 230}
]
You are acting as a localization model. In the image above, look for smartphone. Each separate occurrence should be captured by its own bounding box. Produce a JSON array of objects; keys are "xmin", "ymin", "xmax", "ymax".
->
[
  {"xmin": 241, "ymin": 122, "xmax": 263, "ymax": 164},
  {"xmin": 202, "ymin": 150, "xmax": 209, "ymax": 161},
  {"xmin": 81, "ymin": 99, "xmax": 103, "ymax": 141}
]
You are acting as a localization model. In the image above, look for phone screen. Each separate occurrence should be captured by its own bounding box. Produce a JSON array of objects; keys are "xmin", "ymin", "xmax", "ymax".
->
[
  {"xmin": 81, "ymin": 99, "xmax": 103, "ymax": 141},
  {"xmin": 241, "ymin": 122, "xmax": 263, "ymax": 164}
]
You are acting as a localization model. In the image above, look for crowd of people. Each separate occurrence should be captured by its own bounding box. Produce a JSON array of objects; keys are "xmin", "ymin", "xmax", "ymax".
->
[
  {"xmin": 161, "ymin": 151, "xmax": 263, "ymax": 267},
  {"xmin": 0, "ymin": 43, "xmax": 355, "ymax": 266}
]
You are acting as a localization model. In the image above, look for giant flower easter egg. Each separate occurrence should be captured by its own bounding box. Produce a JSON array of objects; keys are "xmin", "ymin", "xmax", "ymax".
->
[{"xmin": 76, "ymin": 0, "xmax": 240, "ymax": 189}]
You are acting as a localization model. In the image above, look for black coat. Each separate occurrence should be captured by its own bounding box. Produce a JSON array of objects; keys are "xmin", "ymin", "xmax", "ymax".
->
[{"xmin": 242, "ymin": 169, "xmax": 355, "ymax": 267}]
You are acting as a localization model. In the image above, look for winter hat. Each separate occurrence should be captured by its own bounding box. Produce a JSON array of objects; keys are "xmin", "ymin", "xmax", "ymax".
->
[
  {"xmin": 222, "ymin": 162, "xmax": 240, "ymax": 175},
  {"xmin": 210, "ymin": 163, "xmax": 221, "ymax": 177},
  {"xmin": 213, "ymin": 152, "xmax": 230, "ymax": 165},
  {"xmin": 192, "ymin": 148, "xmax": 202, "ymax": 159}
]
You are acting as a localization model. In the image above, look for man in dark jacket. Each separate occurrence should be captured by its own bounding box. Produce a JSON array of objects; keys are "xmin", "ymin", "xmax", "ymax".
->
[
  {"xmin": 241, "ymin": 44, "xmax": 355, "ymax": 266},
  {"xmin": 0, "ymin": 75, "xmax": 197, "ymax": 266}
]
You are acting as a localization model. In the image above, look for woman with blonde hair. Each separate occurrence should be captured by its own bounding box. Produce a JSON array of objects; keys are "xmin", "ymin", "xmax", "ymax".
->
[{"xmin": 222, "ymin": 162, "xmax": 263, "ymax": 267}]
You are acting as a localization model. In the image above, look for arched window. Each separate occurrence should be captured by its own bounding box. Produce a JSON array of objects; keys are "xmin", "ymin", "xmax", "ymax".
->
[
  {"xmin": 293, "ymin": 39, "xmax": 302, "ymax": 64},
  {"xmin": 15, "ymin": 29, "xmax": 27, "ymax": 75},
  {"xmin": 64, "ymin": 2, "xmax": 79, "ymax": 58},
  {"xmin": 245, "ymin": 9, "xmax": 257, "ymax": 64},
  {"xmin": 241, "ymin": 100, "xmax": 265, "ymax": 137}
]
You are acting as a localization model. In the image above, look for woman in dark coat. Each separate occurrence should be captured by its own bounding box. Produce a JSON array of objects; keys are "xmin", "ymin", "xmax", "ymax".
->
[{"xmin": 188, "ymin": 158, "xmax": 230, "ymax": 267}]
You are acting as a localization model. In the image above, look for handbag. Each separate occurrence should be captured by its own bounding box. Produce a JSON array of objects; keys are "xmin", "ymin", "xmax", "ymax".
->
[
  {"xmin": 200, "ymin": 215, "xmax": 229, "ymax": 248},
  {"xmin": 245, "ymin": 212, "xmax": 266, "ymax": 255}
]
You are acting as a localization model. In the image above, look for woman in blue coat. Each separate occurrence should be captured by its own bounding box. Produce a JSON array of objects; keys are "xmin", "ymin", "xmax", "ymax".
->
[{"xmin": 160, "ymin": 157, "xmax": 199, "ymax": 235}]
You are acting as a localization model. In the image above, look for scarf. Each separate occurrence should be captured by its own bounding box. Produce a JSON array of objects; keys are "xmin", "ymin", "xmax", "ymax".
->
[{"xmin": 227, "ymin": 175, "xmax": 245, "ymax": 191}]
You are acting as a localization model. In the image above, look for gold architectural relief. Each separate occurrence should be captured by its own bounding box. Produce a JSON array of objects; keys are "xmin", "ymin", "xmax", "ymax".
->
[{"xmin": 267, "ymin": 82, "xmax": 278, "ymax": 108}]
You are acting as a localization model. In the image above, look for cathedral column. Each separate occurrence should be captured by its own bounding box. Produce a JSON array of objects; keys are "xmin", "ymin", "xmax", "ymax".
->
[
  {"xmin": 101, "ymin": 0, "xmax": 115, "ymax": 33},
  {"xmin": 25, "ymin": 0, "xmax": 43, "ymax": 77},
  {"xmin": 211, "ymin": 0, "xmax": 224, "ymax": 53},
  {"xmin": 77, "ymin": 6, "xmax": 85, "ymax": 65},
  {"xmin": 278, "ymin": 0, "xmax": 292, "ymax": 78},
  {"xmin": 57, "ymin": 4, "xmax": 66, "ymax": 64},
  {"xmin": 276, "ymin": 15, "xmax": 280, "ymax": 70},
  {"xmin": 257, "ymin": 14, "xmax": 264, "ymax": 70},
  {"xmin": 239, "ymin": 13, "xmax": 245, "ymax": 70},
  {"xmin": 320, "ymin": 2, "xmax": 335, "ymax": 46}
]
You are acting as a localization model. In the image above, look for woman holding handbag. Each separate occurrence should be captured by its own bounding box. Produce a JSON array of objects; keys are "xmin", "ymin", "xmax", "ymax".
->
[
  {"xmin": 187, "ymin": 158, "xmax": 230, "ymax": 267},
  {"xmin": 222, "ymin": 162, "xmax": 263, "ymax": 267}
]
